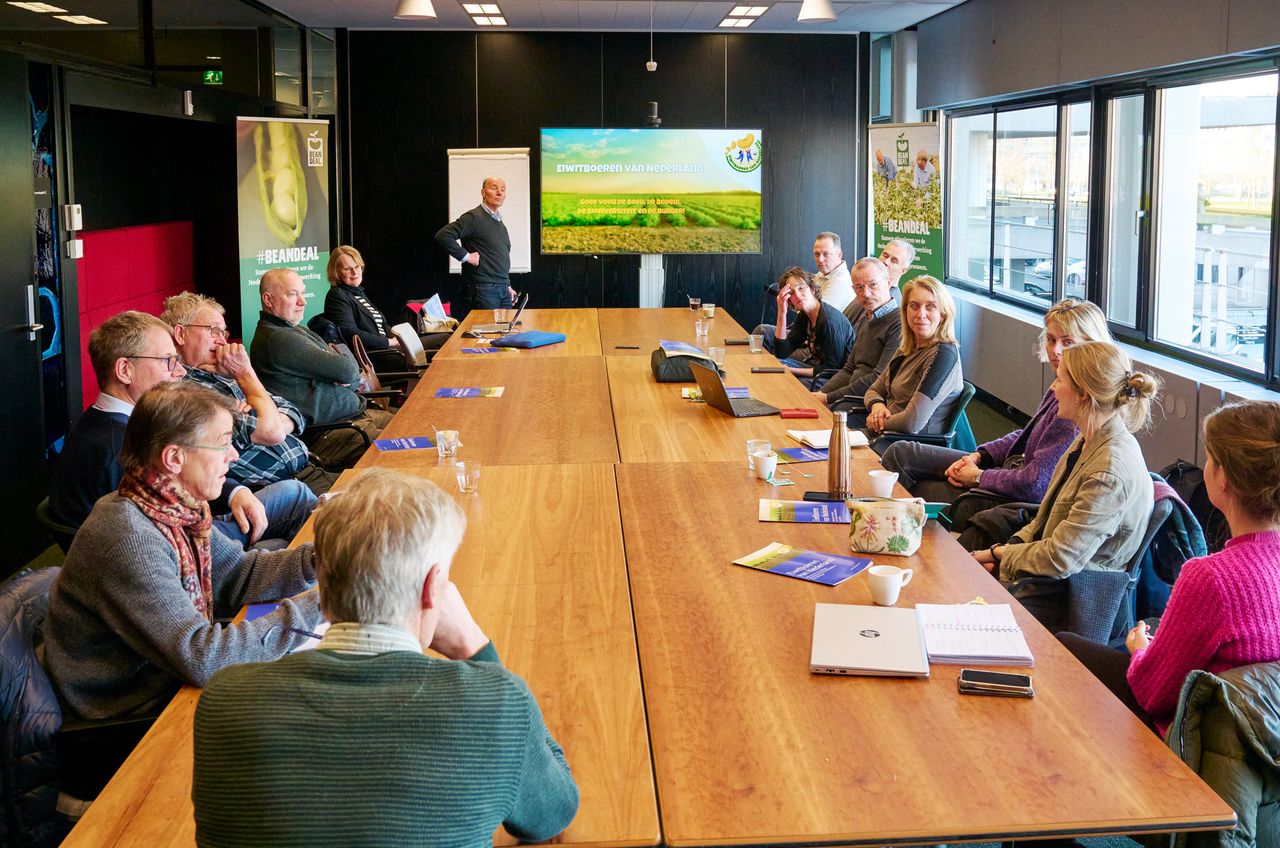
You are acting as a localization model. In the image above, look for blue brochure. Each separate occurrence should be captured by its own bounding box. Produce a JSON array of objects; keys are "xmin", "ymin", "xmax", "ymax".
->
[{"xmin": 374, "ymin": 436, "xmax": 436, "ymax": 451}]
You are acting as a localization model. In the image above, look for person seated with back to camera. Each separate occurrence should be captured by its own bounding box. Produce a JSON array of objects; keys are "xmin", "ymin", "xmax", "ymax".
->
[
  {"xmin": 42, "ymin": 381, "xmax": 323, "ymax": 726},
  {"xmin": 974, "ymin": 340, "xmax": 1158, "ymax": 632},
  {"xmin": 812, "ymin": 256, "xmax": 901, "ymax": 411},
  {"xmin": 192, "ymin": 468, "xmax": 579, "ymax": 848},
  {"xmin": 881, "ymin": 298, "xmax": 1111, "ymax": 533},
  {"xmin": 768, "ymin": 266, "xmax": 853, "ymax": 384},
  {"xmin": 857, "ymin": 275, "xmax": 964, "ymax": 455},
  {"xmin": 1056, "ymin": 399, "xmax": 1280, "ymax": 737}
]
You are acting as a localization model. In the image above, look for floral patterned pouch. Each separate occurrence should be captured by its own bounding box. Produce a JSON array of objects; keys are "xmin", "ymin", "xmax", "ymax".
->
[{"xmin": 847, "ymin": 497, "xmax": 926, "ymax": 556}]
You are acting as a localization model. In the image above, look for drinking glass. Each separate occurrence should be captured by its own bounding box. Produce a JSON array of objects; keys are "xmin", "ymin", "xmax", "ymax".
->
[
  {"xmin": 695, "ymin": 319, "xmax": 708, "ymax": 338},
  {"xmin": 435, "ymin": 429, "xmax": 461, "ymax": 459},
  {"xmin": 709, "ymin": 347, "xmax": 726, "ymax": 367},
  {"xmin": 702, "ymin": 303, "xmax": 716, "ymax": 318},
  {"xmin": 746, "ymin": 439, "xmax": 771, "ymax": 470},
  {"xmin": 688, "ymin": 296, "xmax": 702, "ymax": 312},
  {"xmin": 455, "ymin": 461, "xmax": 481, "ymax": 494},
  {"xmin": 749, "ymin": 334, "xmax": 764, "ymax": 353}
]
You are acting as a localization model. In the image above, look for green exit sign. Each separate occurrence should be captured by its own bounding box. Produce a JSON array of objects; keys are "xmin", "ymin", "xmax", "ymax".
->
[{"xmin": 202, "ymin": 69, "xmax": 223, "ymax": 85}]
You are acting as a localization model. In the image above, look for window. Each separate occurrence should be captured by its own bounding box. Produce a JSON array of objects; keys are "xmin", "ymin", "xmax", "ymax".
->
[
  {"xmin": 1063, "ymin": 101, "xmax": 1091, "ymax": 301},
  {"xmin": 870, "ymin": 35, "xmax": 893, "ymax": 122},
  {"xmin": 1152, "ymin": 72, "xmax": 1276, "ymax": 373},
  {"xmin": 993, "ymin": 104, "xmax": 1058, "ymax": 305},
  {"xmin": 274, "ymin": 26, "xmax": 303, "ymax": 106},
  {"xmin": 947, "ymin": 113, "xmax": 993, "ymax": 287},
  {"xmin": 1102, "ymin": 94, "xmax": 1144, "ymax": 327},
  {"xmin": 310, "ymin": 30, "xmax": 337, "ymax": 114}
]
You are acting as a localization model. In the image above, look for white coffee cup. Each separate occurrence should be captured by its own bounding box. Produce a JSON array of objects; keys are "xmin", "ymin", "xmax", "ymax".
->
[
  {"xmin": 868, "ymin": 469, "xmax": 898, "ymax": 498},
  {"xmin": 753, "ymin": 450, "xmax": 778, "ymax": 480},
  {"xmin": 867, "ymin": 564, "xmax": 914, "ymax": 606}
]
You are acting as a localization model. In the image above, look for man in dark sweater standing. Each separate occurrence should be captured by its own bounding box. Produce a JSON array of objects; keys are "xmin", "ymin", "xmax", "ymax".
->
[
  {"xmin": 194, "ymin": 468, "xmax": 579, "ymax": 847},
  {"xmin": 435, "ymin": 176, "xmax": 518, "ymax": 314}
]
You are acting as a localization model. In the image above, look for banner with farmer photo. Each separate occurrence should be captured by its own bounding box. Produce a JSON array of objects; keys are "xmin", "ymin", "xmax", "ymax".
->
[
  {"xmin": 236, "ymin": 117, "xmax": 331, "ymax": 341},
  {"xmin": 869, "ymin": 122, "xmax": 942, "ymax": 283}
]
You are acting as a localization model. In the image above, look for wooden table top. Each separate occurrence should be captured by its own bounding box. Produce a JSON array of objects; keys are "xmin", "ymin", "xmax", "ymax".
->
[
  {"xmin": 64, "ymin": 463, "xmax": 660, "ymax": 848},
  {"xmin": 607, "ymin": 354, "xmax": 837, "ymax": 463},
  {"xmin": 597, "ymin": 307, "xmax": 753, "ymax": 355},
  {"xmin": 615, "ymin": 460, "xmax": 1236, "ymax": 847},
  {"xmin": 433, "ymin": 308, "xmax": 604, "ymax": 359},
  {"xmin": 359, "ymin": 355, "xmax": 619, "ymax": 468}
]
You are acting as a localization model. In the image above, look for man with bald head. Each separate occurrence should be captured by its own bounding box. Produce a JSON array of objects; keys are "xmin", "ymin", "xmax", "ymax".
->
[
  {"xmin": 250, "ymin": 268, "xmax": 391, "ymax": 468},
  {"xmin": 435, "ymin": 176, "xmax": 518, "ymax": 315}
]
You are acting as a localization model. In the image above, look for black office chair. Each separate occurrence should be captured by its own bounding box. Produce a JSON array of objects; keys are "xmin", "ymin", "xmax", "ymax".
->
[
  {"xmin": 35, "ymin": 498, "xmax": 76, "ymax": 554},
  {"xmin": 1008, "ymin": 496, "xmax": 1174, "ymax": 645},
  {"xmin": 871, "ymin": 381, "xmax": 979, "ymax": 453}
]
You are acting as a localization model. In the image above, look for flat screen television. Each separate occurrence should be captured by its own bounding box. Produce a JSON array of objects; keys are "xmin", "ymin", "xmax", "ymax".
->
[{"xmin": 540, "ymin": 127, "xmax": 763, "ymax": 255}]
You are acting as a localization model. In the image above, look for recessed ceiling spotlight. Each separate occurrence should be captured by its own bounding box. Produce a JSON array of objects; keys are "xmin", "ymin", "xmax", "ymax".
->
[
  {"xmin": 7, "ymin": 2, "xmax": 67, "ymax": 12},
  {"xmin": 206, "ymin": 55, "xmax": 222, "ymax": 60},
  {"xmin": 53, "ymin": 13, "xmax": 106, "ymax": 23}
]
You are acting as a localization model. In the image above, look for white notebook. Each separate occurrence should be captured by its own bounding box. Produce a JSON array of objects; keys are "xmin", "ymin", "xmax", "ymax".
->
[
  {"xmin": 914, "ymin": 603, "xmax": 1035, "ymax": 667},
  {"xmin": 787, "ymin": 428, "xmax": 870, "ymax": 449}
]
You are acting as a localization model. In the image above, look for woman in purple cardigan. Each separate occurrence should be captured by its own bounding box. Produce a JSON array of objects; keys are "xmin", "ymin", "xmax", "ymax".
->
[{"xmin": 881, "ymin": 298, "xmax": 1111, "ymax": 517}]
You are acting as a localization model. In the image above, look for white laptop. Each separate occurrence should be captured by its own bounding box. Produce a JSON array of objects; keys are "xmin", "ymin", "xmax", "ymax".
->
[{"xmin": 810, "ymin": 604, "xmax": 930, "ymax": 678}]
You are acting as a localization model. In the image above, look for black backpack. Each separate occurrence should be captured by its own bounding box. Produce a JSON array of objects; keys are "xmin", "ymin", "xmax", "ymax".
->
[{"xmin": 1159, "ymin": 459, "xmax": 1230, "ymax": 554}]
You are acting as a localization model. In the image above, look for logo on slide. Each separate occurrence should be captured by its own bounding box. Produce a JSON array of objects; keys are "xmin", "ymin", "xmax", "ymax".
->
[{"xmin": 725, "ymin": 133, "xmax": 762, "ymax": 173}]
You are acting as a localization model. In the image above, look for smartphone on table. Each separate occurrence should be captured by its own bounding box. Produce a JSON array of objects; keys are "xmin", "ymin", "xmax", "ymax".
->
[{"xmin": 957, "ymin": 669, "xmax": 1034, "ymax": 698}]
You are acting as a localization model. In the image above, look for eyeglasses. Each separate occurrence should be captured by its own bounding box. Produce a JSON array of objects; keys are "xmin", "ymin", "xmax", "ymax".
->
[
  {"xmin": 129, "ymin": 354, "xmax": 182, "ymax": 371},
  {"xmin": 184, "ymin": 442, "xmax": 235, "ymax": 454},
  {"xmin": 183, "ymin": 324, "xmax": 229, "ymax": 340},
  {"xmin": 337, "ymin": 264, "xmax": 362, "ymax": 275},
  {"xmin": 853, "ymin": 280, "xmax": 887, "ymax": 294}
]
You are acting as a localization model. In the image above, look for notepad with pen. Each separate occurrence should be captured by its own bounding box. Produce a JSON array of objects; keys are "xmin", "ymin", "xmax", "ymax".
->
[{"xmin": 914, "ymin": 603, "xmax": 1035, "ymax": 666}]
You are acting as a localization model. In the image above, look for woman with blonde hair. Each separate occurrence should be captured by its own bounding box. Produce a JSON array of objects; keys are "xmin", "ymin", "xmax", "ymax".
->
[
  {"xmin": 1059, "ymin": 400, "xmax": 1280, "ymax": 735},
  {"xmin": 858, "ymin": 276, "xmax": 964, "ymax": 452},
  {"xmin": 883, "ymin": 298, "xmax": 1111, "ymax": 525},
  {"xmin": 974, "ymin": 340, "xmax": 1159, "ymax": 630},
  {"xmin": 323, "ymin": 245, "xmax": 401, "ymax": 352}
]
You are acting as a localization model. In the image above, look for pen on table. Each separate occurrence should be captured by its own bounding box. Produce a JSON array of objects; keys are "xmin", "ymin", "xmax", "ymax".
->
[
  {"xmin": 291, "ymin": 627, "xmax": 323, "ymax": 641},
  {"xmin": 614, "ymin": 344, "xmax": 640, "ymax": 349}
]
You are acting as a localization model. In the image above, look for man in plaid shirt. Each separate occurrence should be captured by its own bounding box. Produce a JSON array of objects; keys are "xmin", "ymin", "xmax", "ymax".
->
[{"xmin": 163, "ymin": 293, "xmax": 330, "ymax": 494}]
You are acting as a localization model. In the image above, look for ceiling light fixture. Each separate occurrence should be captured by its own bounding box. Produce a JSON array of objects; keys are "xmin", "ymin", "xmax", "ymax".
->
[
  {"xmin": 53, "ymin": 13, "xmax": 106, "ymax": 23},
  {"xmin": 462, "ymin": 3, "xmax": 482, "ymax": 10},
  {"xmin": 7, "ymin": 2, "xmax": 67, "ymax": 12},
  {"xmin": 394, "ymin": 0, "xmax": 437, "ymax": 20},
  {"xmin": 796, "ymin": 0, "xmax": 836, "ymax": 23}
]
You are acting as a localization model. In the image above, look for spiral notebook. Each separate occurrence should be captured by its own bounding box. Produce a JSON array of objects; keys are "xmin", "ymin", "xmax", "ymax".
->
[{"xmin": 914, "ymin": 603, "xmax": 1035, "ymax": 667}]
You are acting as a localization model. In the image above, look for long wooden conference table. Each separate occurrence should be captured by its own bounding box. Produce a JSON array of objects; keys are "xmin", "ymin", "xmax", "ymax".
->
[{"xmin": 64, "ymin": 307, "xmax": 1234, "ymax": 847}]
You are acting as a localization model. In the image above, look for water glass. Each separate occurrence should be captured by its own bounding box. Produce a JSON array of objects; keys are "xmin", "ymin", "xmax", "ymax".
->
[
  {"xmin": 455, "ymin": 461, "xmax": 481, "ymax": 494},
  {"xmin": 695, "ymin": 319, "xmax": 708, "ymax": 338},
  {"xmin": 709, "ymin": 346, "xmax": 726, "ymax": 367},
  {"xmin": 749, "ymin": 334, "xmax": 764, "ymax": 354},
  {"xmin": 435, "ymin": 429, "xmax": 461, "ymax": 459},
  {"xmin": 746, "ymin": 438, "xmax": 771, "ymax": 470},
  {"xmin": 493, "ymin": 308, "xmax": 509, "ymax": 323}
]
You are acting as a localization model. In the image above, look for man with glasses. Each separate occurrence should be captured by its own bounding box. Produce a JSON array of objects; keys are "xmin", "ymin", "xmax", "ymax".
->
[
  {"xmin": 814, "ymin": 257, "xmax": 902, "ymax": 409},
  {"xmin": 162, "ymin": 293, "xmax": 331, "ymax": 496},
  {"xmin": 49, "ymin": 310, "xmax": 313, "ymax": 547},
  {"xmin": 251, "ymin": 268, "xmax": 392, "ymax": 469}
]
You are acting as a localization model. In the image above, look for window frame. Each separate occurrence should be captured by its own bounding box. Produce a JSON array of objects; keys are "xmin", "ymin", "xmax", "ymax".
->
[{"xmin": 944, "ymin": 54, "xmax": 1280, "ymax": 390}]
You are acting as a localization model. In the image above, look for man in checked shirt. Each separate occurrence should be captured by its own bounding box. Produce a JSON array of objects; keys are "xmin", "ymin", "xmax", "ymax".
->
[{"xmin": 162, "ymin": 292, "xmax": 333, "ymax": 497}]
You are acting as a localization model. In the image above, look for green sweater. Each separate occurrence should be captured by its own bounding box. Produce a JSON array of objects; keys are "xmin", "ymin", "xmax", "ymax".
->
[{"xmin": 192, "ymin": 643, "xmax": 579, "ymax": 847}]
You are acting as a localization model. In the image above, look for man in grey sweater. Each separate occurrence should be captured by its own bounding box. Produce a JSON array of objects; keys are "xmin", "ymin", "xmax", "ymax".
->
[
  {"xmin": 250, "ymin": 268, "xmax": 391, "ymax": 468},
  {"xmin": 435, "ymin": 177, "xmax": 518, "ymax": 314},
  {"xmin": 815, "ymin": 257, "xmax": 901, "ymax": 409}
]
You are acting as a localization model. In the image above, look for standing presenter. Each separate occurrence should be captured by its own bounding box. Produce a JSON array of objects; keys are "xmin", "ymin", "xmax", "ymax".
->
[{"xmin": 435, "ymin": 176, "xmax": 519, "ymax": 314}]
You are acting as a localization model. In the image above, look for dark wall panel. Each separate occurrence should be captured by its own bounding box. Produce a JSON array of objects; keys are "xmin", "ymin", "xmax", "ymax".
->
[
  {"xmin": 346, "ymin": 31, "xmax": 860, "ymax": 324},
  {"xmin": 69, "ymin": 106, "xmax": 240, "ymax": 328}
]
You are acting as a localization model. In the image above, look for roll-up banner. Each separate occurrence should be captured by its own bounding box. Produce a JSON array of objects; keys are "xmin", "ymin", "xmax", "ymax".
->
[
  {"xmin": 236, "ymin": 117, "xmax": 331, "ymax": 342},
  {"xmin": 868, "ymin": 122, "xmax": 943, "ymax": 284}
]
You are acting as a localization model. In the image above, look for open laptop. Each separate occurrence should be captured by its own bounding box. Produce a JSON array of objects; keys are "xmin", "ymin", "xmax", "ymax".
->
[
  {"xmin": 471, "ymin": 291, "xmax": 529, "ymax": 334},
  {"xmin": 810, "ymin": 604, "xmax": 930, "ymax": 678},
  {"xmin": 690, "ymin": 360, "xmax": 780, "ymax": 418}
]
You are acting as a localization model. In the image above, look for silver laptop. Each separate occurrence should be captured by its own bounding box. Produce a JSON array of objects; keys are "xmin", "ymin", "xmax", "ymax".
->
[
  {"xmin": 689, "ymin": 360, "xmax": 779, "ymax": 418},
  {"xmin": 810, "ymin": 604, "xmax": 930, "ymax": 678},
  {"xmin": 472, "ymin": 291, "xmax": 529, "ymax": 334}
]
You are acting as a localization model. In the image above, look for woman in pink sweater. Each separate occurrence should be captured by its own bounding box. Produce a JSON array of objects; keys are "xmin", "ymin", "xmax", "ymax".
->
[{"xmin": 1059, "ymin": 399, "xmax": 1280, "ymax": 735}]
